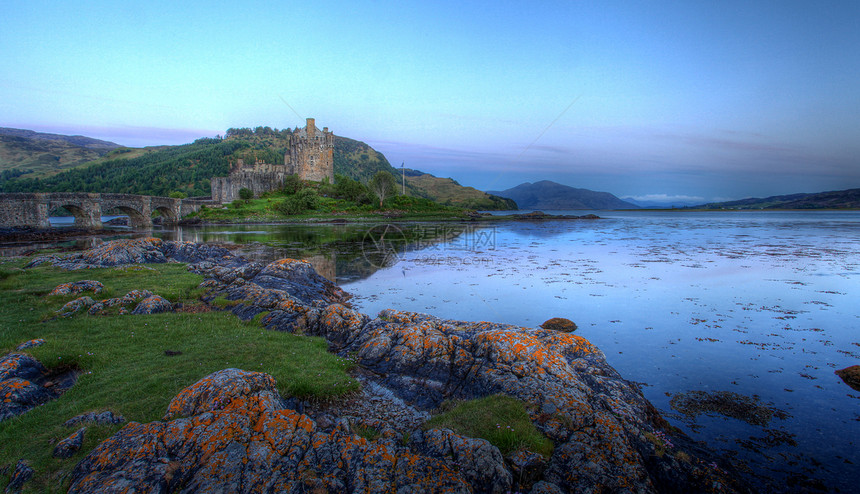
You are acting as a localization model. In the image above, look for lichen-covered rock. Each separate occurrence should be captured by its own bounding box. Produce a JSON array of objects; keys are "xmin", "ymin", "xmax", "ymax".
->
[
  {"xmin": 53, "ymin": 427, "xmax": 86, "ymax": 458},
  {"xmin": 835, "ymin": 365, "xmax": 860, "ymax": 392},
  {"xmin": 64, "ymin": 410, "xmax": 125, "ymax": 427},
  {"xmin": 121, "ymin": 289, "xmax": 154, "ymax": 305},
  {"xmin": 56, "ymin": 296, "xmax": 95, "ymax": 317},
  {"xmin": 28, "ymin": 238, "xmax": 169, "ymax": 270},
  {"xmin": 1, "ymin": 353, "xmax": 76, "ymax": 423},
  {"xmin": 68, "ymin": 369, "xmax": 474, "ymax": 493},
  {"xmin": 506, "ymin": 450, "xmax": 547, "ymax": 491},
  {"xmin": 15, "ymin": 338, "xmax": 45, "ymax": 351},
  {"xmin": 131, "ymin": 295, "xmax": 174, "ymax": 315},
  {"xmin": 248, "ymin": 258, "xmax": 350, "ymax": 305},
  {"xmin": 4, "ymin": 459, "xmax": 33, "ymax": 493},
  {"xmin": 48, "ymin": 280, "xmax": 105, "ymax": 296},
  {"xmin": 46, "ymin": 240, "xmax": 748, "ymax": 493},
  {"xmin": 410, "ymin": 428, "xmax": 512, "ymax": 494}
]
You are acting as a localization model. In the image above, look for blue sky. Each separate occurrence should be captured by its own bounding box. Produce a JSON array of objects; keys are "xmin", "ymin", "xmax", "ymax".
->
[{"xmin": 2, "ymin": 1, "xmax": 858, "ymax": 202}]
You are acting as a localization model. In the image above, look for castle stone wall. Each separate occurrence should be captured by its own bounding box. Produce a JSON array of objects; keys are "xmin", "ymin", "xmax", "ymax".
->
[
  {"xmin": 211, "ymin": 171, "xmax": 286, "ymax": 203},
  {"xmin": 286, "ymin": 118, "xmax": 334, "ymax": 183}
]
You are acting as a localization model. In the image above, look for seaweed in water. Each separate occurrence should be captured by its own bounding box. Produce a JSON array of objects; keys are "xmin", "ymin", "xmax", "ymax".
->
[{"xmin": 669, "ymin": 390, "xmax": 788, "ymax": 426}]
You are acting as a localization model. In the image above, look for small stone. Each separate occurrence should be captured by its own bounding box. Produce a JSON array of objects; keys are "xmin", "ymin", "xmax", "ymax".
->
[
  {"xmin": 540, "ymin": 317, "xmax": 577, "ymax": 332},
  {"xmin": 164, "ymin": 350, "xmax": 183, "ymax": 357},
  {"xmin": 15, "ymin": 339, "xmax": 45, "ymax": 351},
  {"xmin": 63, "ymin": 411, "xmax": 125, "ymax": 428},
  {"xmin": 835, "ymin": 365, "xmax": 860, "ymax": 392},
  {"xmin": 5, "ymin": 459, "xmax": 33, "ymax": 493},
  {"xmin": 53, "ymin": 427, "xmax": 86, "ymax": 459}
]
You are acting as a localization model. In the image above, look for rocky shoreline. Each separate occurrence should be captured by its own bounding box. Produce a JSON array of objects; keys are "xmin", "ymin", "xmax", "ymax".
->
[{"xmin": 3, "ymin": 238, "xmax": 750, "ymax": 493}]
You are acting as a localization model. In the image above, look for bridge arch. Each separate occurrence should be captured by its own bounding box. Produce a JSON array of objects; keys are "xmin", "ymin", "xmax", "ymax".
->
[
  {"xmin": 152, "ymin": 206, "xmax": 179, "ymax": 225},
  {"xmin": 44, "ymin": 194, "xmax": 102, "ymax": 229},
  {"xmin": 102, "ymin": 205, "xmax": 150, "ymax": 228},
  {"xmin": 48, "ymin": 204, "xmax": 97, "ymax": 228}
]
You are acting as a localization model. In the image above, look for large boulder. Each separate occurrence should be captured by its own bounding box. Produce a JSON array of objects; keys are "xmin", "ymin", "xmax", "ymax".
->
[{"xmin": 68, "ymin": 369, "xmax": 475, "ymax": 493}]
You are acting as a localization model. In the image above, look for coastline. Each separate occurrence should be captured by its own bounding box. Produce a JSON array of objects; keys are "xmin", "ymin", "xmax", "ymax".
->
[{"xmin": 1, "ymin": 238, "xmax": 753, "ymax": 492}]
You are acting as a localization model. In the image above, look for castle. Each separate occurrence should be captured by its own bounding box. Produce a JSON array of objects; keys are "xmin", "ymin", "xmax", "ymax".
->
[{"xmin": 211, "ymin": 118, "xmax": 334, "ymax": 203}]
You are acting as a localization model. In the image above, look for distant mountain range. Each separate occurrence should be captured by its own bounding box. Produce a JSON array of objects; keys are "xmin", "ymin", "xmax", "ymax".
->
[
  {"xmin": 694, "ymin": 189, "xmax": 860, "ymax": 210},
  {"xmin": 487, "ymin": 180, "xmax": 639, "ymax": 210}
]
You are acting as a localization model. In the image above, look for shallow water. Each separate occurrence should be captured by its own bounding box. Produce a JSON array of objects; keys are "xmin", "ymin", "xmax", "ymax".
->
[
  {"xmin": 6, "ymin": 211, "xmax": 860, "ymax": 489},
  {"xmin": 338, "ymin": 211, "xmax": 860, "ymax": 490}
]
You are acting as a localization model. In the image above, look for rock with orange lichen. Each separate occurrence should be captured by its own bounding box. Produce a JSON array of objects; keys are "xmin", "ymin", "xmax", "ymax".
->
[
  {"xmin": 5, "ymin": 459, "xmax": 34, "ymax": 493},
  {"xmin": 410, "ymin": 428, "xmax": 512, "ymax": 493},
  {"xmin": 15, "ymin": 338, "xmax": 45, "ymax": 351},
  {"xmin": 247, "ymin": 258, "xmax": 350, "ymax": 306},
  {"xmin": 41, "ymin": 240, "xmax": 747, "ymax": 493},
  {"xmin": 68, "ymin": 369, "xmax": 477, "ymax": 493},
  {"xmin": 26, "ymin": 238, "xmax": 246, "ymax": 272},
  {"xmin": 48, "ymin": 280, "xmax": 105, "ymax": 296},
  {"xmin": 288, "ymin": 308, "xmax": 747, "ymax": 493},
  {"xmin": 55, "ymin": 296, "xmax": 95, "ymax": 317},
  {"xmin": 53, "ymin": 427, "xmax": 86, "ymax": 458},
  {"xmin": 1, "ymin": 353, "xmax": 77, "ymax": 423},
  {"xmin": 130, "ymin": 295, "xmax": 174, "ymax": 315}
]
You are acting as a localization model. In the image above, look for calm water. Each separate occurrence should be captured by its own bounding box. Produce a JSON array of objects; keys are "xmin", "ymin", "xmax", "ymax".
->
[{"xmin": 6, "ymin": 211, "xmax": 860, "ymax": 489}]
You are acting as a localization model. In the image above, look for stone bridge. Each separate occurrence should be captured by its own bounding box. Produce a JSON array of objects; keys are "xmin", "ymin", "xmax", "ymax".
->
[{"xmin": 0, "ymin": 193, "xmax": 211, "ymax": 229}]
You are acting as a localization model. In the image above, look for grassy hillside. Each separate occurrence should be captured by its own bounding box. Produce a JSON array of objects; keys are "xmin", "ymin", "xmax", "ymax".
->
[
  {"xmin": 0, "ymin": 127, "xmax": 514, "ymax": 209},
  {"xmin": 0, "ymin": 128, "xmax": 120, "ymax": 178},
  {"xmin": 405, "ymin": 169, "xmax": 517, "ymax": 210}
]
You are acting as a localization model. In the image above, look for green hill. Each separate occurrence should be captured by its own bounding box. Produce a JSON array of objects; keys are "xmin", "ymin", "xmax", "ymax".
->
[
  {"xmin": 0, "ymin": 127, "xmax": 513, "ymax": 209},
  {"xmin": 404, "ymin": 169, "xmax": 517, "ymax": 210},
  {"xmin": 0, "ymin": 127, "xmax": 120, "ymax": 177},
  {"xmin": 696, "ymin": 188, "xmax": 860, "ymax": 209}
]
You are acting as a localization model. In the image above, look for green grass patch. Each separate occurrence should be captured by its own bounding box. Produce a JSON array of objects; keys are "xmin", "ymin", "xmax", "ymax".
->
[
  {"xmin": 0, "ymin": 258, "xmax": 359, "ymax": 491},
  {"xmin": 424, "ymin": 394, "xmax": 554, "ymax": 457}
]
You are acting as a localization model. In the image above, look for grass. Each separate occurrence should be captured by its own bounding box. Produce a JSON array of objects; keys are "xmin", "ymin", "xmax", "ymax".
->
[
  {"xmin": 0, "ymin": 257, "xmax": 359, "ymax": 492},
  {"xmin": 424, "ymin": 394, "xmax": 554, "ymax": 457},
  {"xmin": 190, "ymin": 192, "xmax": 471, "ymax": 223}
]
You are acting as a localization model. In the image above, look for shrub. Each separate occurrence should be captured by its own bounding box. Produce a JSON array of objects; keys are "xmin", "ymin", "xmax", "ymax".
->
[
  {"xmin": 276, "ymin": 188, "xmax": 319, "ymax": 215},
  {"xmin": 282, "ymin": 174, "xmax": 302, "ymax": 195},
  {"xmin": 238, "ymin": 188, "xmax": 254, "ymax": 201},
  {"xmin": 333, "ymin": 174, "xmax": 368, "ymax": 202}
]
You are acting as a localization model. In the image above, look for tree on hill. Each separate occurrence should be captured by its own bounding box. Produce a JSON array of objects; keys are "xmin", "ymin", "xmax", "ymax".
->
[{"xmin": 368, "ymin": 171, "xmax": 397, "ymax": 207}]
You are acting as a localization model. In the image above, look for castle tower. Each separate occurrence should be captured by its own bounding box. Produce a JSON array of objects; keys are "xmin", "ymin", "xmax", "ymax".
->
[{"xmin": 285, "ymin": 118, "xmax": 334, "ymax": 182}]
